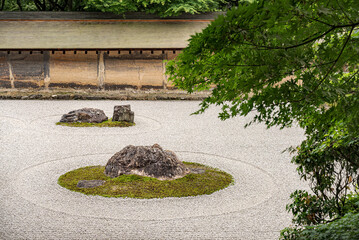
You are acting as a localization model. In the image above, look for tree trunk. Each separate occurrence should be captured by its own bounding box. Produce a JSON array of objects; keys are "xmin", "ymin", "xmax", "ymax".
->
[
  {"xmin": 34, "ymin": 0, "xmax": 45, "ymax": 10},
  {"xmin": 16, "ymin": 0, "xmax": 22, "ymax": 10},
  {"xmin": 0, "ymin": 0, "xmax": 5, "ymax": 11},
  {"xmin": 68, "ymin": 0, "xmax": 72, "ymax": 11},
  {"xmin": 42, "ymin": 0, "xmax": 46, "ymax": 10}
]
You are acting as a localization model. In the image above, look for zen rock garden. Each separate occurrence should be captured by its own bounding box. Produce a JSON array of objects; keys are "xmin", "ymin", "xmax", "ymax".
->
[
  {"xmin": 56, "ymin": 105, "xmax": 233, "ymax": 198},
  {"xmin": 59, "ymin": 144, "xmax": 233, "ymax": 198},
  {"xmin": 57, "ymin": 105, "xmax": 135, "ymax": 127}
]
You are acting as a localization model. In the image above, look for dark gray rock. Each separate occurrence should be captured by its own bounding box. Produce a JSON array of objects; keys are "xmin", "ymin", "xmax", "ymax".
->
[
  {"xmin": 60, "ymin": 108, "xmax": 108, "ymax": 123},
  {"xmin": 105, "ymin": 144, "xmax": 190, "ymax": 180},
  {"xmin": 112, "ymin": 105, "xmax": 134, "ymax": 123},
  {"xmin": 29, "ymin": 94, "xmax": 42, "ymax": 99},
  {"xmin": 77, "ymin": 180, "xmax": 106, "ymax": 188}
]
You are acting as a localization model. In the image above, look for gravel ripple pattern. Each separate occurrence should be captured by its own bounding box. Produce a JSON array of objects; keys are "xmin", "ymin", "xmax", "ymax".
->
[{"xmin": 0, "ymin": 100, "xmax": 306, "ymax": 240}]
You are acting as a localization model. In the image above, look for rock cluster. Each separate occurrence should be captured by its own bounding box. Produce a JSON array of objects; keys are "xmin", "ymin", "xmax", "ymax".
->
[
  {"xmin": 60, "ymin": 108, "xmax": 108, "ymax": 123},
  {"xmin": 59, "ymin": 105, "xmax": 135, "ymax": 124},
  {"xmin": 112, "ymin": 105, "xmax": 134, "ymax": 123},
  {"xmin": 104, "ymin": 144, "xmax": 190, "ymax": 180}
]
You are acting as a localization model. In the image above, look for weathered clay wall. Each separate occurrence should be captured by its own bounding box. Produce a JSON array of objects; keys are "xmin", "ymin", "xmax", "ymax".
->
[
  {"xmin": 0, "ymin": 50, "xmax": 179, "ymax": 90},
  {"xmin": 0, "ymin": 54, "xmax": 10, "ymax": 88},
  {"xmin": 104, "ymin": 50, "xmax": 165, "ymax": 90},
  {"xmin": 49, "ymin": 51, "xmax": 98, "ymax": 89},
  {"xmin": 0, "ymin": 12, "xmax": 219, "ymax": 90},
  {"xmin": 0, "ymin": 51, "xmax": 45, "ymax": 88}
]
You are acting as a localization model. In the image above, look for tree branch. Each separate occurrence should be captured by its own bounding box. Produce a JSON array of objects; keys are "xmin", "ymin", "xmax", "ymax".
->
[
  {"xmin": 310, "ymin": 26, "xmax": 355, "ymax": 94},
  {"xmin": 34, "ymin": 0, "xmax": 44, "ymax": 10},
  {"xmin": 42, "ymin": 0, "xmax": 46, "ymax": 10},
  {"xmin": 289, "ymin": 27, "xmax": 355, "ymax": 103},
  {"xmin": 337, "ymin": 147, "xmax": 359, "ymax": 169},
  {"xmin": 48, "ymin": 0, "xmax": 65, "ymax": 10},
  {"xmin": 226, "ymin": 64, "xmax": 266, "ymax": 67},
  {"xmin": 335, "ymin": 0, "xmax": 354, "ymax": 23},
  {"xmin": 0, "ymin": 0, "xmax": 5, "ymax": 11},
  {"xmin": 260, "ymin": 26, "xmax": 339, "ymax": 50},
  {"xmin": 307, "ymin": 17, "xmax": 335, "ymax": 27},
  {"xmin": 292, "ymin": 6, "xmax": 335, "ymax": 27},
  {"xmin": 343, "ymin": 69, "xmax": 359, "ymax": 85},
  {"xmin": 243, "ymin": 22, "xmax": 359, "ymax": 51}
]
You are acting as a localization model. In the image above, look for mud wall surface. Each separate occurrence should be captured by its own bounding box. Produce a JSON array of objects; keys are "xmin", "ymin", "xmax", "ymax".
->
[{"xmin": 0, "ymin": 50, "xmax": 178, "ymax": 90}]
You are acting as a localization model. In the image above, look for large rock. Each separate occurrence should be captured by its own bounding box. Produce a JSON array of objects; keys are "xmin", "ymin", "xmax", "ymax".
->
[
  {"xmin": 104, "ymin": 144, "xmax": 190, "ymax": 180},
  {"xmin": 60, "ymin": 108, "xmax": 108, "ymax": 123},
  {"xmin": 112, "ymin": 105, "xmax": 134, "ymax": 123}
]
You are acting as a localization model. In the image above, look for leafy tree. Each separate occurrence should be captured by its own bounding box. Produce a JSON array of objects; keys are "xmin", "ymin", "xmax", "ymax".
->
[
  {"xmin": 167, "ymin": 0, "xmax": 359, "ymax": 234},
  {"xmin": 84, "ymin": 0, "xmax": 225, "ymax": 17},
  {"xmin": 1, "ymin": 0, "xmax": 234, "ymax": 16},
  {"xmin": 280, "ymin": 211, "xmax": 359, "ymax": 240},
  {"xmin": 1, "ymin": 0, "xmax": 85, "ymax": 11},
  {"xmin": 167, "ymin": 0, "xmax": 359, "ymax": 135},
  {"xmin": 280, "ymin": 195, "xmax": 359, "ymax": 240},
  {"xmin": 287, "ymin": 138, "xmax": 359, "ymax": 225}
]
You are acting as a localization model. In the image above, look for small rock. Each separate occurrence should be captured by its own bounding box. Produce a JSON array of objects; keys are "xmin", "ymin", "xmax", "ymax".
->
[
  {"xmin": 57, "ymin": 95, "xmax": 71, "ymax": 100},
  {"xmin": 87, "ymin": 96, "xmax": 102, "ymax": 100},
  {"xmin": 105, "ymin": 144, "xmax": 190, "ymax": 180},
  {"xmin": 29, "ymin": 94, "xmax": 42, "ymax": 99},
  {"xmin": 112, "ymin": 105, "xmax": 134, "ymax": 123},
  {"xmin": 77, "ymin": 180, "xmax": 106, "ymax": 188},
  {"xmin": 190, "ymin": 168, "xmax": 206, "ymax": 174},
  {"xmin": 73, "ymin": 94, "xmax": 83, "ymax": 100},
  {"xmin": 60, "ymin": 108, "xmax": 108, "ymax": 123}
]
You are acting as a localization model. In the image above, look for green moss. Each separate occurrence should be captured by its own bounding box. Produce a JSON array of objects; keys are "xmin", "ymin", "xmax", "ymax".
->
[
  {"xmin": 58, "ymin": 163, "xmax": 234, "ymax": 199},
  {"xmin": 56, "ymin": 118, "xmax": 135, "ymax": 127}
]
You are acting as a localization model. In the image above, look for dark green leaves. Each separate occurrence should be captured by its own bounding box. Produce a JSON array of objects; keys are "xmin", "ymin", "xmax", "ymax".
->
[
  {"xmin": 167, "ymin": 0, "xmax": 359, "ymax": 234},
  {"xmin": 2, "ymin": 0, "xmax": 233, "ymax": 16},
  {"xmin": 84, "ymin": 0, "xmax": 223, "ymax": 17},
  {"xmin": 167, "ymin": 0, "xmax": 359, "ymax": 139}
]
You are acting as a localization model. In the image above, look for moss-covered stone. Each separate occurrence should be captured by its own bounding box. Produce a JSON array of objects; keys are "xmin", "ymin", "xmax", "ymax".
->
[
  {"xmin": 56, "ymin": 118, "xmax": 135, "ymax": 127},
  {"xmin": 58, "ymin": 162, "xmax": 233, "ymax": 199}
]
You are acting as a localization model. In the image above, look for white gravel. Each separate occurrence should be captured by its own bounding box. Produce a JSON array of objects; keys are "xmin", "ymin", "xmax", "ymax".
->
[{"xmin": 0, "ymin": 100, "xmax": 307, "ymax": 239}]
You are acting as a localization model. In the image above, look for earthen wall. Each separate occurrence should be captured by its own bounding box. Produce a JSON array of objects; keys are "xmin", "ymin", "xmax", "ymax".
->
[{"xmin": 0, "ymin": 50, "xmax": 179, "ymax": 90}]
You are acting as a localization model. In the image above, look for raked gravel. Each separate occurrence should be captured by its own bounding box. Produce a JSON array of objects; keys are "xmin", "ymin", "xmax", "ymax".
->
[{"xmin": 0, "ymin": 100, "xmax": 307, "ymax": 240}]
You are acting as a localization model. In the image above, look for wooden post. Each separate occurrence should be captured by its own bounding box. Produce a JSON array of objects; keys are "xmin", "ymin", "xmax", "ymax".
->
[
  {"xmin": 162, "ymin": 59, "xmax": 167, "ymax": 90},
  {"xmin": 162, "ymin": 51, "xmax": 168, "ymax": 89},
  {"xmin": 97, "ymin": 51, "xmax": 105, "ymax": 90},
  {"xmin": 43, "ymin": 51, "xmax": 50, "ymax": 90},
  {"xmin": 138, "ymin": 65, "xmax": 143, "ymax": 90},
  {"xmin": 6, "ymin": 54, "xmax": 15, "ymax": 89}
]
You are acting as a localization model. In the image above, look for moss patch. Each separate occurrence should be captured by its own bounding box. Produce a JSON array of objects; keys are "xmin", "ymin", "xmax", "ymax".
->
[
  {"xmin": 56, "ymin": 118, "xmax": 135, "ymax": 127},
  {"xmin": 58, "ymin": 162, "xmax": 233, "ymax": 199}
]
